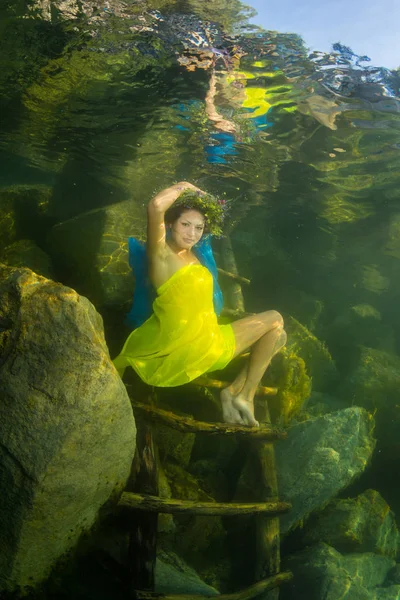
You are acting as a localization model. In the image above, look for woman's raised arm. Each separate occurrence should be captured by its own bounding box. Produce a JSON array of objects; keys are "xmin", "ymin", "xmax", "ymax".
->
[{"xmin": 147, "ymin": 182, "xmax": 202, "ymax": 259}]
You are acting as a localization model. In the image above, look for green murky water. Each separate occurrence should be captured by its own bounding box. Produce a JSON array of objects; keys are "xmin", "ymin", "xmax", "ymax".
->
[{"xmin": 2, "ymin": 1, "xmax": 400, "ymax": 598}]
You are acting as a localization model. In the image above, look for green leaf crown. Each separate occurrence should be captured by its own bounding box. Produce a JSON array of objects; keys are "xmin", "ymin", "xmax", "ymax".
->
[{"xmin": 173, "ymin": 190, "xmax": 228, "ymax": 237}]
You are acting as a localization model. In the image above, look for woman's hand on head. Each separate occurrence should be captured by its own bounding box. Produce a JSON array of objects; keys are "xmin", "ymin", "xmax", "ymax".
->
[
  {"xmin": 149, "ymin": 182, "xmax": 204, "ymax": 216},
  {"xmin": 175, "ymin": 182, "xmax": 205, "ymax": 195}
]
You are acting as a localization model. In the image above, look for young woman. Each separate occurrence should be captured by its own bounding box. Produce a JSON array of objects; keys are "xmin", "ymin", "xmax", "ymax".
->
[{"xmin": 113, "ymin": 182, "xmax": 286, "ymax": 427}]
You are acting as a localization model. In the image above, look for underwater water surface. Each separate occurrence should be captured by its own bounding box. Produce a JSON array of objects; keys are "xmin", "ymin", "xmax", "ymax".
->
[{"xmin": 1, "ymin": 1, "xmax": 400, "ymax": 599}]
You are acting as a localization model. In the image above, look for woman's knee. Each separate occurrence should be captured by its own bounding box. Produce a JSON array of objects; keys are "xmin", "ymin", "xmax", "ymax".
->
[
  {"xmin": 279, "ymin": 328, "xmax": 287, "ymax": 346},
  {"xmin": 262, "ymin": 310, "xmax": 284, "ymax": 330}
]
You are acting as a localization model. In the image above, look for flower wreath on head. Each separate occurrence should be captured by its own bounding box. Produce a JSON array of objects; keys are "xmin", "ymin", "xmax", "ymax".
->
[{"xmin": 172, "ymin": 189, "xmax": 229, "ymax": 237}]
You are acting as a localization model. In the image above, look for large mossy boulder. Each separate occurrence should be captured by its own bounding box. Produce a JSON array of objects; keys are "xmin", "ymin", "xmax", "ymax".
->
[
  {"xmin": 235, "ymin": 408, "xmax": 375, "ymax": 534},
  {"xmin": 48, "ymin": 200, "xmax": 146, "ymax": 308},
  {"xmin": 341, "ymin": 346, "xmax": 400, "ymax": 453},
  {"xmin": 282, "ymin": 543, "xmax": 396, "ymax": 600},
  {"xmin": 0, "ymin": 265, "xmax": 136, "ymax": 594},
  {"xmin": 275, "ymin": 407, "xmax": 375, "ymax": 534},
  {"xmin": 300, "ymin": 489, "xmax": 399, "ymax": 558}
]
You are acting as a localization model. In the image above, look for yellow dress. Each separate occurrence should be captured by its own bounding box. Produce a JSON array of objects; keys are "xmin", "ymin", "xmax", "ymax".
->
[{"xmin": 113, "ymin": 264, "xmax": 236, "ymax": 387}]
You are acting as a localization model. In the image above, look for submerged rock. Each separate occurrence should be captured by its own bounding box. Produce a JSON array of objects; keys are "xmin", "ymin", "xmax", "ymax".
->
[
  {"xmin": 0, "ymin": 185, "xmax": 52, "ymax": 252},
  {"xmin": 341, "ymin": 346, "xmax": 400, "ymax": 453},
  {"xmin": 164, "ymin": 462, "xmax": 227, "ymax": 587},
  {"xmin": 0, "ymin": 239, "xmax": 54, "ymax": 279},
  {"xmin": 156, "ymin": 550, "xmax": 219, "ymax": 596},
  {"xmin": 373, "ymin": 586, "xmax": 400, "ymax": 599},
  {"xmin": 157, "ymin": 464, "xmax": 175, "ymax": 534},
  {"xmin": 48, "ymin": 200, "xmax": 146, "ymax": 308},
  {"xmin": 155, "ymin": 424, "xmax": 195, "ymax": 469},
  {"xmin": 276, "ymin": 407, "xmax": 375, "ymax": 533},
  {"xmin": 266, "ymin": 347, "xmax": 312, "ymax": 424},
  {"xmin": 265, "ymin": 315, "xmax": 338, "ymax": 423},
  {"xmin": 300, "ymin": 489, "xmax": 399, "ymax": 558},
  {"xmin": 282, "ymin": 543, "xmax": 395, "ymax": 600},
  {"xmin": 331, "ymin": 303, "xmax": 382, "ymax": 342},
  {"xmin": 385, "ymin": 564, "xmax": 400, "ymax": 586},
  {"xmin": 0, "ymin": 265, "xmax": 136, "ymax": 593},
  {"xmin": 285, "ymin": 316, "xmax": 337, "ymax": 391}
]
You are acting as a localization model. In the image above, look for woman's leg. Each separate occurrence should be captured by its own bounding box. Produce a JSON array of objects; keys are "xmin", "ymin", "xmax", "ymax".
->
[{"xmin": 221, "ymin": 311, "xmax": 286, "ymax": 426}]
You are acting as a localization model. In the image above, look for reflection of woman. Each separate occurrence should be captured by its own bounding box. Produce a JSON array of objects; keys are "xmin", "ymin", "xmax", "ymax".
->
[
  {"xmin": 113, "ymin": 182, "xmax": 286, "ymax": 427},
  {"xmin": 205, "ymin": 69, "xmax": 237, "ymax": 133},
  {"xmin": 204, "ymin": 66, "xmax": 274, "ymax": 164}
]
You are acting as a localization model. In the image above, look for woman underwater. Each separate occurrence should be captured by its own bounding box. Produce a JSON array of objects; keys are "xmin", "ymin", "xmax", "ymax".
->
[{"xmin": 113, "ymin": 181, "xmax": 287, "ymax": 427}]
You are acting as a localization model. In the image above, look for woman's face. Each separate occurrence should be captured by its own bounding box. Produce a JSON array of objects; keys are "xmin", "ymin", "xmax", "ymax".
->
[{"xmin": 170, "ymin": 209, "xmax": 205, "ymax": 250}]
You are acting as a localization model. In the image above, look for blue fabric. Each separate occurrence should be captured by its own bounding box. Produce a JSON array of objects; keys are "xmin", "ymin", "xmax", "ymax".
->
[
  {"xmin": 125, "ymin": 235, "xmax": 224, "ymax": 329},
  {"xmin": 245, "ymin": 109, "xmax": 275, "ymax": 130},
  {"xmin": 204, "ymin": 113, "xmax": 274, "ymax": 164},
  {"xmin": 205, "ymin": 132, "xmax": 238, "ymax": 165}
]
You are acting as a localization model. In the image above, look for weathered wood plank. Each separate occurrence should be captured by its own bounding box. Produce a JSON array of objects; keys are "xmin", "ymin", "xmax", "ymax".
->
[
  {"xmin": 119, "ymin": 492, "xmax": 291, "ymax": 517},
  {"xmin": 217, "ymin": 267, "xmax": 251, "ymax": 286},
  {"xmin": 221, "ymin": 307, "xmax": 252, "ymax": 319},
  {"xmin": 220, "ymin": 234, "xmax": 284, "ymax": 599},
  {"xmin": 220, "ymin": 236, "xmax": 245, "ymax": 312},
  {"xmin": 131, "ymin": 402, "xmax": 286, "ymax": 441},
  {"xmin": 254, "ymin": 393, "xmax": 281, "ymax": 600},
  {"xmin": 132, "ymin": 571, "xmax": 293, "ymax": 600},
  {"xmin": 127, "ymin": 414, "xmax": 159, "ymax": 592},
  {"xmin": 193, "ymin": 376, "xmax": 278, "ymax": 397}
]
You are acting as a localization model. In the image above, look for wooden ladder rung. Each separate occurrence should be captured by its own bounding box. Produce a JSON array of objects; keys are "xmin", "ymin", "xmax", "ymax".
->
[
  {"xmin": 131, "ymin": 402, "xmax": 286, "ymax": 441},
  {"xmin": 217, "ymin": 267, "xmax": 251, "ymax": 286},
  {"xmin": 220, "ymin": 307, "xmax": 253, "ymax": 319},
  {"xmin": 118, "ymin": 492, "xmax": 291, "ymax": 517},
  {"xmin": 193, "ymin": 376, "xmax": 278, "ymax": 396},
  {"xmin": 132, "ymin": 571, "xmax": 293, "ymax": 600}
]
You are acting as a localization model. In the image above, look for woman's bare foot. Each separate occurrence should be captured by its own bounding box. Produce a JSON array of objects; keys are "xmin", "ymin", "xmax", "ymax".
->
[
  {"xmin": 232, "ymin": 394, "xmax": 259, "ymax": 427},
  {"xmin": 221, "ymin": 388, "xmax": 245, "ymax": 425}
]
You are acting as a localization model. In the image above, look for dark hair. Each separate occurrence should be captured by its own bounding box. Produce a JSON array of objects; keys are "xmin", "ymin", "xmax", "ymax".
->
[{"xmin": 165, "ymin": 204, "xmax": 209, "ymax": 233}]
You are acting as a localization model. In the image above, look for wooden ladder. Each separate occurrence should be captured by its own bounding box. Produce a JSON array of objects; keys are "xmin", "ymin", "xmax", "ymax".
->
[{"xmin": 118, "ymin": 236, "xmax": 293, "ymax": 599}]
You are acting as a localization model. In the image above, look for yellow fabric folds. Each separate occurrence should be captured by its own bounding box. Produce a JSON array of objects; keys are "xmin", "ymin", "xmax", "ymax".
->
[{"xmin": 113, "ymin": 264, "xmax": 235, "ymax": 387}]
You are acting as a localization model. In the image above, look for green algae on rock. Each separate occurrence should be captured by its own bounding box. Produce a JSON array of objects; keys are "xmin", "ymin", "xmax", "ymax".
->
[
  {"xmin": 265, "ymin": 346, "xmax": 312, "ymax": 424},
  {"xmin": 282, "ymin": 543, "xmax": 396, "ymax": 600},
  {"xmin": 285, "ymin": 316, "xmax": 337, "ymax": 391},
  {"xmin": 300, "ymin": 489, "xmax": 399, "ymax": 558}
]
